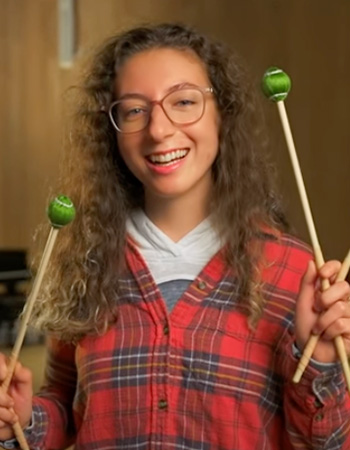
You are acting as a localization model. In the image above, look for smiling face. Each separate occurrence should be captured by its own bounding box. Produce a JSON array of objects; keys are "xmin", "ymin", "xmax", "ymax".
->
[{"xmin": 115, "ymin": 48, "xmax": 220, "ymax": 212}]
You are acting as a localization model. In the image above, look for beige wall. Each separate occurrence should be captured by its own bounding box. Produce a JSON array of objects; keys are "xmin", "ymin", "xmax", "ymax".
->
[{"xmin": 1, "ymin": 0, "xmax": 350, "ymax": 262}]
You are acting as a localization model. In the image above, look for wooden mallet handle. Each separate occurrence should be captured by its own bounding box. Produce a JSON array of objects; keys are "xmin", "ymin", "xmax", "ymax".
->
[{"xmin": 0, "ymin": 196, "xmax": 75, "ymax": 450}]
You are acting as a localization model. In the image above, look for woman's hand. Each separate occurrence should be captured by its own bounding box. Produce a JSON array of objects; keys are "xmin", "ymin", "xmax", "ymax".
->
[
  {"xmin": 0, "ymin": 353, "xmax": 33, "ymax": 441},
  {"xmin": 295, "ymin": 260, "xmax": 350, "ymax": 363}
]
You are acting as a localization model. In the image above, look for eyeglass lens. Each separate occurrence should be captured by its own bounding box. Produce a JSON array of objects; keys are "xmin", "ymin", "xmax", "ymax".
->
[{"xmin": 110, "ymin": 88, "xmax": 205, "ymax": 133}]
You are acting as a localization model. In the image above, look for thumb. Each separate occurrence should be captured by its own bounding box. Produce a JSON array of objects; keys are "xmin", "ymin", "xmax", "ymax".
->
[
  {"xmin": 7, "ymin": 361, "xmax": 33, "ymax": 401},
  {"xmin": 297, "ymin": 260, "xmax": 318, "ymax": 314},
  {"xmin": 295, "ymin": 260, "xmax": 318, "ymax": 348},
  {"xmin": 13, "ymin": 362, "xmax": 32, "ymax": 393}
]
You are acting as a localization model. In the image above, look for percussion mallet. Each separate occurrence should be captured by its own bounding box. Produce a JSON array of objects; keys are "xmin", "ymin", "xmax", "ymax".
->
[
  {"xmin": 261, "ymin": 67, "xmax": 350, "ymax": 390},
  {"xmin": 0, "ymin": 195, "xmax": 75, "ymax": 450}
]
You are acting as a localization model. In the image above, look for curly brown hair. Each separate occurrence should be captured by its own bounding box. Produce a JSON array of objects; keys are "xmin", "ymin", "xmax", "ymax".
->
[{"xmin": 30, "ymin": 23, "xmax": 288, "ymax": 341}]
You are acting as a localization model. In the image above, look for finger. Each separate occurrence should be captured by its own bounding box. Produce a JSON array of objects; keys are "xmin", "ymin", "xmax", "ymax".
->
[
  {"xmin": 314, "ymin": 281, "xmax": 350, "ymax": 312},
  {"xmin": 317, "ymin": 317, "xmax": 350, "ymax": 342},
  {"xmin": 13, "ymin": 362, "xmax": 32, "ymax": 384},
  {"xmin": 318, "ymin": 260, "xmax": 342, "ymax": 282},
  {"xmin": 313, "ymin": 299, "xmax": 350, "ymax": 335},
  {"xmin": 0, "ymin": 358, "xmax": 31, "ymax": 390},
  {"xmin": 295, "ymin": 261, "xmax": 319, "ymax": 349},
  {"xmin": 11, "ymin": 362, "xmax": 33, "ymax": 399},
  {"xmin": 0, "ymin": 390, "xmax": 14, "ymax": 409},
  {"xmin": 296, "ymin": 260, "xmax": 318, "ymax": 314},
  {"xmin": 0, "ymin": 406, "xmax": 18, "ymax": 425},
  {"xmin": 0, "ymin": 354, "xmax": 9, "ymax": 382}
]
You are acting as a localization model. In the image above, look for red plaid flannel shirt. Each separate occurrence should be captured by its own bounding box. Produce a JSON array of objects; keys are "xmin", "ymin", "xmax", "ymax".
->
[{"xmin": 23, "ymin": 234, "xmax": 350, "ymax": 449}]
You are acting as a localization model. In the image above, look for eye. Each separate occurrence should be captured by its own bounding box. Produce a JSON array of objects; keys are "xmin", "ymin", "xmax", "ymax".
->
[
  {"xmin": 170, "ymin": 96, "xmax": 199, "ymax": 111},
  {"xmin": 125, "ymin": 107, "xmax": 146, "ymax": 117},
  {"xmin": 167, "ymin": 89, "xmax": 202, "ymax": 110},
  {"xmin": 119, "ymin": 102, "xmax": 148, "ymax": 121},
  {"xmin": 176, "ymin": 99, "xmax": 196, "ymax": 107}
]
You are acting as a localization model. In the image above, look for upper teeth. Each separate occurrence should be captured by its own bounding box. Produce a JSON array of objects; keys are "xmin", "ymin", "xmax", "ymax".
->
[{"xmin": 149, "ymin": 149, "xmax": 188, "ymax": 163}]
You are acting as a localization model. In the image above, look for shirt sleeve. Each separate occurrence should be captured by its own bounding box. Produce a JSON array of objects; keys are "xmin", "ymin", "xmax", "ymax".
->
[
  {"xmin": 25, "ymin": 337, "xmax": 78, "ymax": 450},
  {"xmin": 279, "ymin": 329, "xmax": 350, "ymax": 449},
  {"xmin": 0, "ymin": 414, "xmax": 36, "ymax": 449}
]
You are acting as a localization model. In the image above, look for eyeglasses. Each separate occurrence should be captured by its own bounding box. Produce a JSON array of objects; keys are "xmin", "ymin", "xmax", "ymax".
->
[{"xmin": 108, "ymin": 86, "xmax": 213, "ymax": 133}]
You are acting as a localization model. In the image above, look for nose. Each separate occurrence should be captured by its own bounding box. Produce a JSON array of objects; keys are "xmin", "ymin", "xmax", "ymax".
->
[{"xmin": 147, "ymin": 103, "xmax": 176, "ymax": 141}]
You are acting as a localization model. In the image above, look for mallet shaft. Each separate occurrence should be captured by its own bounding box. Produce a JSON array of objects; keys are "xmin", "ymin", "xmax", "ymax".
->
[
  {"xmin": 277, "ymin": 102, "xmax": 322, "ymax": 263},
  {"xmin": 2, "ymin": 228, "xmax": 59, "ymax": 391},
  {"xmin": 1, "ymin": 228, "xmax": 59, "ymax": 450},
  {"xmin": 276, "ymin": 101, "xmax": 350, "ymax": 388}
]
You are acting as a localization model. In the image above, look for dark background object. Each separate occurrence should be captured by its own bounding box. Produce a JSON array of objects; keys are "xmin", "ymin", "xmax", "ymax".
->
[{"xmin": 0, "ymin": 250, "xmax": 31, "ymax": 345}]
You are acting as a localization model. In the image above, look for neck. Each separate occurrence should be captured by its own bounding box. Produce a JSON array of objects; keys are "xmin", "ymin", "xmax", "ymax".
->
[{"xmin": 144, "ymin": 185, "xmax": 212, "ymax": 242}]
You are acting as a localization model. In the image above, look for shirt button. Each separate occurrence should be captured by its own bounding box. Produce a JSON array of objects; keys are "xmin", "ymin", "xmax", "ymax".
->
[
  {"xmin": 197, "ymin": 280, "xmax": 206, "ymax": 290},
  {"xmin": 163, "ymin": 324, "xmax": 169, "ymax": 335},
  {"xmin": 315, "ymin": 413, "xmax": 324, "ymax": 422},
  {"xmin": 158, "ymin": 399, "xmax": 168, "ymax": 410},
  {"xmin": 314, "ymin": 398, "xmax": 322, "ymax": 409}
]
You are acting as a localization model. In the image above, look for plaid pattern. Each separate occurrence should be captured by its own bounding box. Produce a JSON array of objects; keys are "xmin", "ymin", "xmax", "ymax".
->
[{"xmin": 26, "ymin": 234, "xmax": 350, "ymax": 450}]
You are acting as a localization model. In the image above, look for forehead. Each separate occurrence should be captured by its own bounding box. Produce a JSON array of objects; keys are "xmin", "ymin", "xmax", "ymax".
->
[{"xmin": 115, "ymin": 48, "xmax": 210, "ymax": 96}]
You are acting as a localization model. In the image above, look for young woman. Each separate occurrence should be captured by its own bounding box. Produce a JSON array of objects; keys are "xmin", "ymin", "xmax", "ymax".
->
[{"xmin": 0, "ymin": 23, "xmax": 350, "ymax": 450}]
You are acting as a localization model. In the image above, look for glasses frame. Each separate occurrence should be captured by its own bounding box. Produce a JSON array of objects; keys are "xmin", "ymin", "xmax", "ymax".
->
[{"xmin": 108, "ymin": 86, "xmax": 214, "ymax": 134}]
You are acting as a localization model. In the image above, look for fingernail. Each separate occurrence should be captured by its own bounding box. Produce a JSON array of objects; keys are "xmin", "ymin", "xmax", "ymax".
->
[
  {"xmin": 312, "ymin": 294, "xmax": 323, "ymax": 313},
  {"xmin": 313, "ymin": 303, "xmax": 322, "ymax": 313},
  {"xmin": 313, "ymin": 292, "xmax": 323, "ymax": 312},
  {"xmin": 312, "ymin": 325, "xmax": 320, "ymax": 335}
]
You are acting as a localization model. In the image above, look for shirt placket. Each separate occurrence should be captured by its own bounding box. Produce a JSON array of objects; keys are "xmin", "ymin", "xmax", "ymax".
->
[
  {"xmin": 126, "ymin": 243, "xmax": 171, "ymax": 449},
  {"xmin": 145, "ymin": 294, "xmax": 171, "ymax": 449}
]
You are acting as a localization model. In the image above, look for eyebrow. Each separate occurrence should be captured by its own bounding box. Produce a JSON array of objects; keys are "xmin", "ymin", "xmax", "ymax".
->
[{"xmin": 118, "ymin": 82, "xmax": 199, "ymax": 100}]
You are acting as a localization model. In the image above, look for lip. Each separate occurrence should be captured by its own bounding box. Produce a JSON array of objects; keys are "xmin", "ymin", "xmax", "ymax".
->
[
  {"xmin": 145, "ymin": 148, "xmax": 188, "ymax": 157},
  {"xmin": 145, "ymin": 148, "xmax": 189, "ymax": 175}
]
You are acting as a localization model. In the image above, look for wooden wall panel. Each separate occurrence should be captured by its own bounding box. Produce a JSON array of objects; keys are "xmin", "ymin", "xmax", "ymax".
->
[
  {"xmin": 1, "ymin": 0, "xmax": 63, "ymax": 249},
  {"xmin": 1, "ymin": 0, "xmax": 349, "ymax": 261}
]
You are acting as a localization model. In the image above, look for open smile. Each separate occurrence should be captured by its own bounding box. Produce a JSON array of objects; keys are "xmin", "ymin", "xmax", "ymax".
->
[{"xmin": 147, "ymin": 149, "xmax": 189, "ymax": 166}]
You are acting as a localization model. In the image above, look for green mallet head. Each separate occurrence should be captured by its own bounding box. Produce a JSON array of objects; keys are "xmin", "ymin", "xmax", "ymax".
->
[
  {"xmin": 261, "ymin": 67, "xmax": 291, "ymax": 102},
  {"xmin": 47, "ymin": 195, "xmax": 76, "ymax": 228}
]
